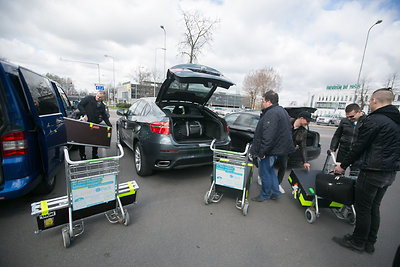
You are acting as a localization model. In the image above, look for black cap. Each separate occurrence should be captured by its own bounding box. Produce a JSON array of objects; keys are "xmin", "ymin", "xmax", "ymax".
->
[{"xmin": 298, "ymin": 111, "xmax": 313, "ymax": 122}]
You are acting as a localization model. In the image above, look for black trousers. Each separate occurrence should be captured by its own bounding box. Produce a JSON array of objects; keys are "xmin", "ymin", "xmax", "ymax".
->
[
  {"xmin": 276, "ymin": 155, "xmax": 288, "ymax": 185},
  {"xmin": 352, "ymin": 170, "xmax": 395, "ymax": 245},
  {"xmin": 79, "ymin": 145, "xmax": 98, "ymax": 157}
]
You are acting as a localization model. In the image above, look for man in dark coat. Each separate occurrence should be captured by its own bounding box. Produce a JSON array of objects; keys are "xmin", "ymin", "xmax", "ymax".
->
[
  {"xmin": 330, "ymin": 103, "xmax": 366, "ymax": 173},
  {"xmin": 250, "ymin": 90, "xmax": 294, "ymax": 202},
  {"xmin": 78, "ymin": 91, "xmax": 112, "ymax": 160},
  {"xmin": 333, "ymin": 88, "xmax": 400, "ymax": 254}
]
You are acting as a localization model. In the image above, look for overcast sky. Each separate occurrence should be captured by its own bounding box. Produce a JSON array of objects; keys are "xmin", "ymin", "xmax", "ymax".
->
[{"xmin": 1, "ymin": 0, "xmax": 399, "ymax": 106}]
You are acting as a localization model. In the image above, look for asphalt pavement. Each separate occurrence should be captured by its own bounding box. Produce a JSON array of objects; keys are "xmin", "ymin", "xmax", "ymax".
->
[{"xmin": 0, "ymin": 113, "xmax": 399, "ymax": 267}]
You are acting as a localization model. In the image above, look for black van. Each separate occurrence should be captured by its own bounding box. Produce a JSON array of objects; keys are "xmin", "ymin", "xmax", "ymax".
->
[{"xmin": 0, "ymin": 60, "xmax": 73, "ymax": 199}]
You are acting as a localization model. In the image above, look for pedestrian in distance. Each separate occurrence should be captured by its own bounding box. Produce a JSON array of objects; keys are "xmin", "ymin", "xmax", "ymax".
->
[
  {"xmin": 333, "ymin": 88, "xmax": 400, "ymax": 254},
  {"xmin": 77, "ymin": 91, "xmax": 112, "ymax": 160},
  {"xmin": 330, "ymin": 103, "xmax": 366, "ymax": 174},
  {"xmin": 250, "ymin": 90, "xmax": 294, "ymax": 202}
]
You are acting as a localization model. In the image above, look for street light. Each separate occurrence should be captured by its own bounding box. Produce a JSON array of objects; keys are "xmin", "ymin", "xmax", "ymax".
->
[
  {"xmin": 355, "ymin": 19, "xmax": 383, "ymax": 100},
  {"xmin": 160, "ymin": 25, "xmax": 166, "ymax": 78},
  {"xmin": 60, "ymin": 57, "xmax": 101, "ymax": 84},
  {"xmin": 154, "ymin": 48, "xmax": 164, "ymax": 97},
  {"xmin": 104, "ymin": 54, "xmax": 115, "ymax": 106}
]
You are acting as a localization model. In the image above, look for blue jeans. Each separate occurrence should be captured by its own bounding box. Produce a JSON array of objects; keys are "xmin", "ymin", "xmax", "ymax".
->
[{"xmin": 258, "ymin": 156, "xmax": 281, "ymax": 200}]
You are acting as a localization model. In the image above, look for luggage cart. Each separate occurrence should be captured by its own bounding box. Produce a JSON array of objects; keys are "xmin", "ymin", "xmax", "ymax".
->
[
  {"xmin": 288, "ymin": 150, "xmax": 356, "ymax": 224},
  {"xmin": 31, "ymin": 144, "xmax": 139, "ymax": 248},
  {"xmin": 204, "ymin": 140, "xmax": 253, "ymax": 216}
]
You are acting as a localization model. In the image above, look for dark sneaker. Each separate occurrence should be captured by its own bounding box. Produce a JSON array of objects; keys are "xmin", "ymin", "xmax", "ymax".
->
[
  {"xmin": 365, "ymin": 242, "xmax": 375, "ymax": 254},
  {"xmin": 251, "ymin": 196, "xmax": 266, "ymax": 202},
  {"xmin": 270, "ymin": 195, "xmax": 281, "ymax": 200},
  {"xmin": 80, "ymin": 155, "xmax": 87, "ymax": 160},
  {"xmin": 332, "ymin": 236, "xmax": 364, "ymax": 253},
  {"xmin": 92, "ymin": 154, "xmax": 99, "ymax": 159}
]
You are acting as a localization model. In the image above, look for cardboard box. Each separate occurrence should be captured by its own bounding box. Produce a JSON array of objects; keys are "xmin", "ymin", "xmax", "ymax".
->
[{"xmin": 64, "ymin": 117, "xmax": 112, "ymax": 147}]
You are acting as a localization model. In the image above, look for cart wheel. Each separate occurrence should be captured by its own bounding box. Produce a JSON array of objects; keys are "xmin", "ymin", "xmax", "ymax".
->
[
  {"xmin": 62, "ymin": 227, "xmax": 71, "ymax": 248},
  {"xmin": 204, "ymin": 191, "xmax": 210, "ymax": 205},
  {"xmin": 305, "ymin": 208, "xmax": 316, "ymax": 224},
  {"xmin": 242, "ymin": 203, "xmax": 249, "ymax": 216},
  {"xmin": 123, "ymin": 211, "xmax": 130, "ymax": 226},
  {"xmin": 347, "ymin": 212, "xmax": 356, "ymax": 225}
]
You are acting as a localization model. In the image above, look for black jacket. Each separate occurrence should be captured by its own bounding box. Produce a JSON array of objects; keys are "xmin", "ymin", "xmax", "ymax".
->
[
  {"xmin": 341, "ymin": 105, "xmax": 400, "ymax": 173},
  {"xmin": 78, "ymin": 95, "xmax": 112, "ymax": 126},
  {"xmin": 330, "ymin": 114, "xmax": 366, "ymax": 162},
  {"xmin": 291, "ymin": 118, "xmax": 308, "ymax": 164},
  {"xmin": 250, "ymin": 104, "xmax": 295, "ymax": 158}
]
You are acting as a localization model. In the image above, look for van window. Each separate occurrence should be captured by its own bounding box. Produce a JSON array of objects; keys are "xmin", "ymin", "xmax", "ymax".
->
[
  {"xmin": 20, "ymin": 69, "xmax": 60, "ymax": 115},
  {"xmin": 54, "ymin": 83, "xmax": 72, "ymax": 114}
]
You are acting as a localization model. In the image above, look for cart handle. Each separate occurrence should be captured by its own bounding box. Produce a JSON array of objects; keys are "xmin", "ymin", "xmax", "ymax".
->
[
  {"xmin": 327, "ymin": 149, "xmax": 337, "ymax": 164},
  {"xmin": 209, "ymin": 139, "xmax": 251, "ymax": 156},
  {"xmin": 63, "ymin": 144, "xmax": 124, "ymax": 164}
]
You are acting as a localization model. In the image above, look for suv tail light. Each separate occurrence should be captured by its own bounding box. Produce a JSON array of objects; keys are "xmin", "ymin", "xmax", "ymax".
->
[
  {"xmin": 150, "ymin": 122, "xmax": 170, "ymax": 135},
  {"xmin": 1, "ymin": 131, "xmax": 28, "ymax": 157}
]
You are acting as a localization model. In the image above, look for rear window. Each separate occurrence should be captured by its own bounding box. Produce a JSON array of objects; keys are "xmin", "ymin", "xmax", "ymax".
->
[
  {"xmin": 20, "ymin": 68, "xmax": 60, "ymax": 115},
  {"xmin": 167, "ymin": 80, "xmax": 213, "ymax": 100}
]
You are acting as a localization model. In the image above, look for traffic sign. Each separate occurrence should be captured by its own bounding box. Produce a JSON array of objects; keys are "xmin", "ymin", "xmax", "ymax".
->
[{"xmin": 95, "ymin": 84, "xmax": 105, "ymax": 91}]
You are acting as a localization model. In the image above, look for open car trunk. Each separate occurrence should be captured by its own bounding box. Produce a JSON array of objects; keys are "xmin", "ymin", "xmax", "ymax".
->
[{"xmin": 161, "ymin": 104, "xmax": 226, "ymax": 143}]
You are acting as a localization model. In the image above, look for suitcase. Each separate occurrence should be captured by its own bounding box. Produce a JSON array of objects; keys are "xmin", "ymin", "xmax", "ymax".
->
[
  {"xmin": 288, "ymin": 169, "xmax": 343, "ymax": 208},
  {"xmin": 64, "ymin": 117, "xmax": 112, "ymax": 147},
  {"xmin": 174, "ymin": 120, "xmax": 203, "ymax": 139},
  {"xmin": 315, "ymin": 173, "xmax": 355, "ymax": 206}
]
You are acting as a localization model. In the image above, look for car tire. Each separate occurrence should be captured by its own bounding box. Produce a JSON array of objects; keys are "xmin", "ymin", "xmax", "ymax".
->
[
  {"xmin": 33, "ymin": 174, "xmax": 56, "ymax": 195},
  {"xmin": 134, "ymin": 142, "xmax": 153, "ymax": 176}
]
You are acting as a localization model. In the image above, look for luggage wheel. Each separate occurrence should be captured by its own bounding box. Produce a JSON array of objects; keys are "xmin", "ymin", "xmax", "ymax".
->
[{"xmin": 305, "ymin": 208, "xmax": 317, "ymax": 224}]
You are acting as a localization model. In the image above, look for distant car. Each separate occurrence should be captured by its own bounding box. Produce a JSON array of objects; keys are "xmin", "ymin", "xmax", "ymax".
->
[
  {"xmin": 316, "ymin": 114, "xmax": 342, "ymax": 126},
  {"xmin": 224, "ymin": 107, "xmax": 321, "ymax": 165},
  {"xmin": 116, "ymin": 64, "xmax": 233, "ymax": 176}
]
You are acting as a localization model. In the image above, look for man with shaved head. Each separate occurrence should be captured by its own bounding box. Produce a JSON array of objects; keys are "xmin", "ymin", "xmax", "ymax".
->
[{"xmin": 333, "ymin": 88, "xmax": 400, "ymax": 254}]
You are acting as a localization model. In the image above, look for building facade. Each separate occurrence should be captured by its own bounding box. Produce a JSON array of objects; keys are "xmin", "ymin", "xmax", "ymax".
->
[{"xmin": 309, "ymin": 84, "xmax": 400, "ymax": 117}]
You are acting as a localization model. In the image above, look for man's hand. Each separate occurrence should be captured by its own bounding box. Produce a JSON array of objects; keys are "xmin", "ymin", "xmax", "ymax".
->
[
  {"xmin": 334, "ymin": 164, "xmax": 345, "ymax": 174},
  {"xmin": 303, "ymin": 162, "xmax": 310, "ymax": 171}
]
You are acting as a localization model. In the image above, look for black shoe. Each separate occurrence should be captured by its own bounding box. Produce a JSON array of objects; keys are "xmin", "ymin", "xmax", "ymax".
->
[
  {"xmin": 365, "ymin": 242, "xmax": 375, "ymax": 254},
  {"xmin": 80, "ymin": 155, "xmax": 87, "ymax": 160},
  {"xmin": 92, "ymin": 154, "xmax": 99, "ymax": 159},
  {"xmin": 251, "ymin": 196, "xmax": 266, "ymax": 202},
  {"xmin": 270, "ymin": 195, "xmax": 281, "ymax": 200},
  {"xmin": 332, "ymin": 236, "xmax": 364, "ymax": 253}
]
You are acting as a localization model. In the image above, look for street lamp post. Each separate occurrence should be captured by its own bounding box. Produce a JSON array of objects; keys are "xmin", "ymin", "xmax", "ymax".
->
[
  {"xmin": 160, "ymin": 25, "xmax": 166, "ymax": 77},
  {"xmin": 355, "ymin": 19, "xmax": 383, "ymax": 100},
  {"xmin": 60, "ymin": 57, "xmax": 101, "ymax": 85},
  {"xmin": 104, "ymin": 55, "xmax": 115, "ymax": 106}
]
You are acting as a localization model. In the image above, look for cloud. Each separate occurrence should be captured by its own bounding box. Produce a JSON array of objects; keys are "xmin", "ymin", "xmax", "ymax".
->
[{"xmin": 0, "ymin": 0, "xmax": 399, "ymax": 106}]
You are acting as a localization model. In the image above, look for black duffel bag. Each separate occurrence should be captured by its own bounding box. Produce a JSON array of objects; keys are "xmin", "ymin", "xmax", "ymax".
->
[
  {"xmin": 174, "ymin": 120, "xmax": 203, "ymax": 139},
  {"xmin": 315, "ymin": 173, "xmax": 355, "ymax": 206}
]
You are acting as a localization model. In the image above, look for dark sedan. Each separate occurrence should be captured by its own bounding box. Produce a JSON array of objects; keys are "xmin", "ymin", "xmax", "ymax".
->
[
  {"xmin": 116, "ymin": 64, "xmax": 233, "ymax": 176},
  {"xmin": 224, "ymin": 108, "xmax": 321, "ymax": 165}
]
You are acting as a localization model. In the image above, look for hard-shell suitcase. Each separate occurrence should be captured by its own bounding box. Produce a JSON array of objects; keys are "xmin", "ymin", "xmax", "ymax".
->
[
  {"xmin": 315, "ymin": 173, "xmax": 355, "ymax": 206},
  {"xmin": 64, "ymin": 117, "xmax": 112, "ymax": 147}
]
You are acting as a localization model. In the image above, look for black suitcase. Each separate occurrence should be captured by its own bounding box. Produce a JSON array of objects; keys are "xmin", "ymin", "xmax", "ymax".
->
[{"xmin": 315, "ymin": 173, "xmax": 355, "ymax": 206}]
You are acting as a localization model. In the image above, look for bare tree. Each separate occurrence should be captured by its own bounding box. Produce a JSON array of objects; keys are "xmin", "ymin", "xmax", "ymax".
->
[
  {"xmin": 357, "ymin": 78, "xmax": 370, "ymax": 111},
  {"xmin": 45, "ymin": 73, "xmax": 77, "ymax": 95},
  {"xmin": 385, "ymin": 73, "xmax": 398, "ymax": 89},
  {"xmin": 243, "ymin": 67, "xmax": 282, "ymax": 109},
  {"xmin": 132, "ymin": 66, "xmax": 152, "ymax": 84},
  {"xmin": 179, "ymin": 10, "xmax": 220, "ymax": 63}
]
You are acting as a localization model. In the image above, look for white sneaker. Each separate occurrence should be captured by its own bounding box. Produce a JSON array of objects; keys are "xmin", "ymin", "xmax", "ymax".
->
[
  {"xmin": 257, "ymin": 175, "xmax": 262, "ymax": 186},
  {"xmin": 279, "ymin": 184, "xmax": 285, "ymax": 194}
]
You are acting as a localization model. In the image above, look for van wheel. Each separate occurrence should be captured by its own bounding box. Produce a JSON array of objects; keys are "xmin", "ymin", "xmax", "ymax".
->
[
  {"xmin": 34, "ymin": 174, "xmax": 56, "ymax": 195},
  {"xmin": 134, "ymin": 142, "xmax": 152, "ymax": 176}
]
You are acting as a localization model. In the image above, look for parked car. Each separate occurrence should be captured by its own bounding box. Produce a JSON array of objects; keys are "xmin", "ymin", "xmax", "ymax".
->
[
  {"xmin": 0, "ymin": 60, "xmax": 74, "ymax": 199},
  {"xmin": 224, "ymin": 107, "xmax": 321, "ymax": 165},
  {"xmin": 316, "ymin": 114, "xmax": 342, "ymax": 126},
  {"xmin": 116, "ymin": 64, "xmax": 234, "ymax": 176}
]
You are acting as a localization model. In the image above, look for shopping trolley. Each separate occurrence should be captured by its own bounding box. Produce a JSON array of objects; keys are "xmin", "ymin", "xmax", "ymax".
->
[
  {"xmin": 204, "ymin": 140, "xmax": 253, "ymax": 216},
  {"xmin": 31, "ymin": 144, "xmax": 139, "ymax": 248},
  {"xmin": 288, "ymin": 150, "xmax": 356, "ymax": 224}
]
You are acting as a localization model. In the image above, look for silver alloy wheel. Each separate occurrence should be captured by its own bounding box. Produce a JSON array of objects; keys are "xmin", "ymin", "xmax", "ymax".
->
[{"xmin": 135, "ymin": 144, "xmax": 141, "ymax": 172}]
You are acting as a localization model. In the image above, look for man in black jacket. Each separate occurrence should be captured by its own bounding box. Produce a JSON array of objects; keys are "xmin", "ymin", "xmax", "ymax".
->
[
  {"xmin": 250, "ymin": 91, "xmax": 294, "ymax": 202},
  {"xmin": 330, "ymin": 103, "xmax": 366, "ymax": 173},
  {"xmin": 78, "ymin": 91, "xmax": 112, "ymax": 160},
  {"xmin": 333, "ymin": 88, "xmax": 400, "ymax": 254}
]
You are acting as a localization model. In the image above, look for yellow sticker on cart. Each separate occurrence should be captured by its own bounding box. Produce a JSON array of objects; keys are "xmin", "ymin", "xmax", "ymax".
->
[{"xmin": 44, "ymin": 218, "xmax": 54, "ymax": 228}]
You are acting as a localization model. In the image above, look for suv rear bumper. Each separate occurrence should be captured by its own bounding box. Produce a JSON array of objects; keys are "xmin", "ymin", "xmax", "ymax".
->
[{"xmin": 0, "ymin": 174, "xmax": 41, "ymax": 200}]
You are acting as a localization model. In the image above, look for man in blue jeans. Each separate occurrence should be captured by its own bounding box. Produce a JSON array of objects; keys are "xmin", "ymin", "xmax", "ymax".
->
[
  {"xmin": 333, "ymin": 88, "xmax": 400, "ymax": 254},
  {"xmin": 250, "ymin": 90, "xmax": 294, "ymax": 202}
]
